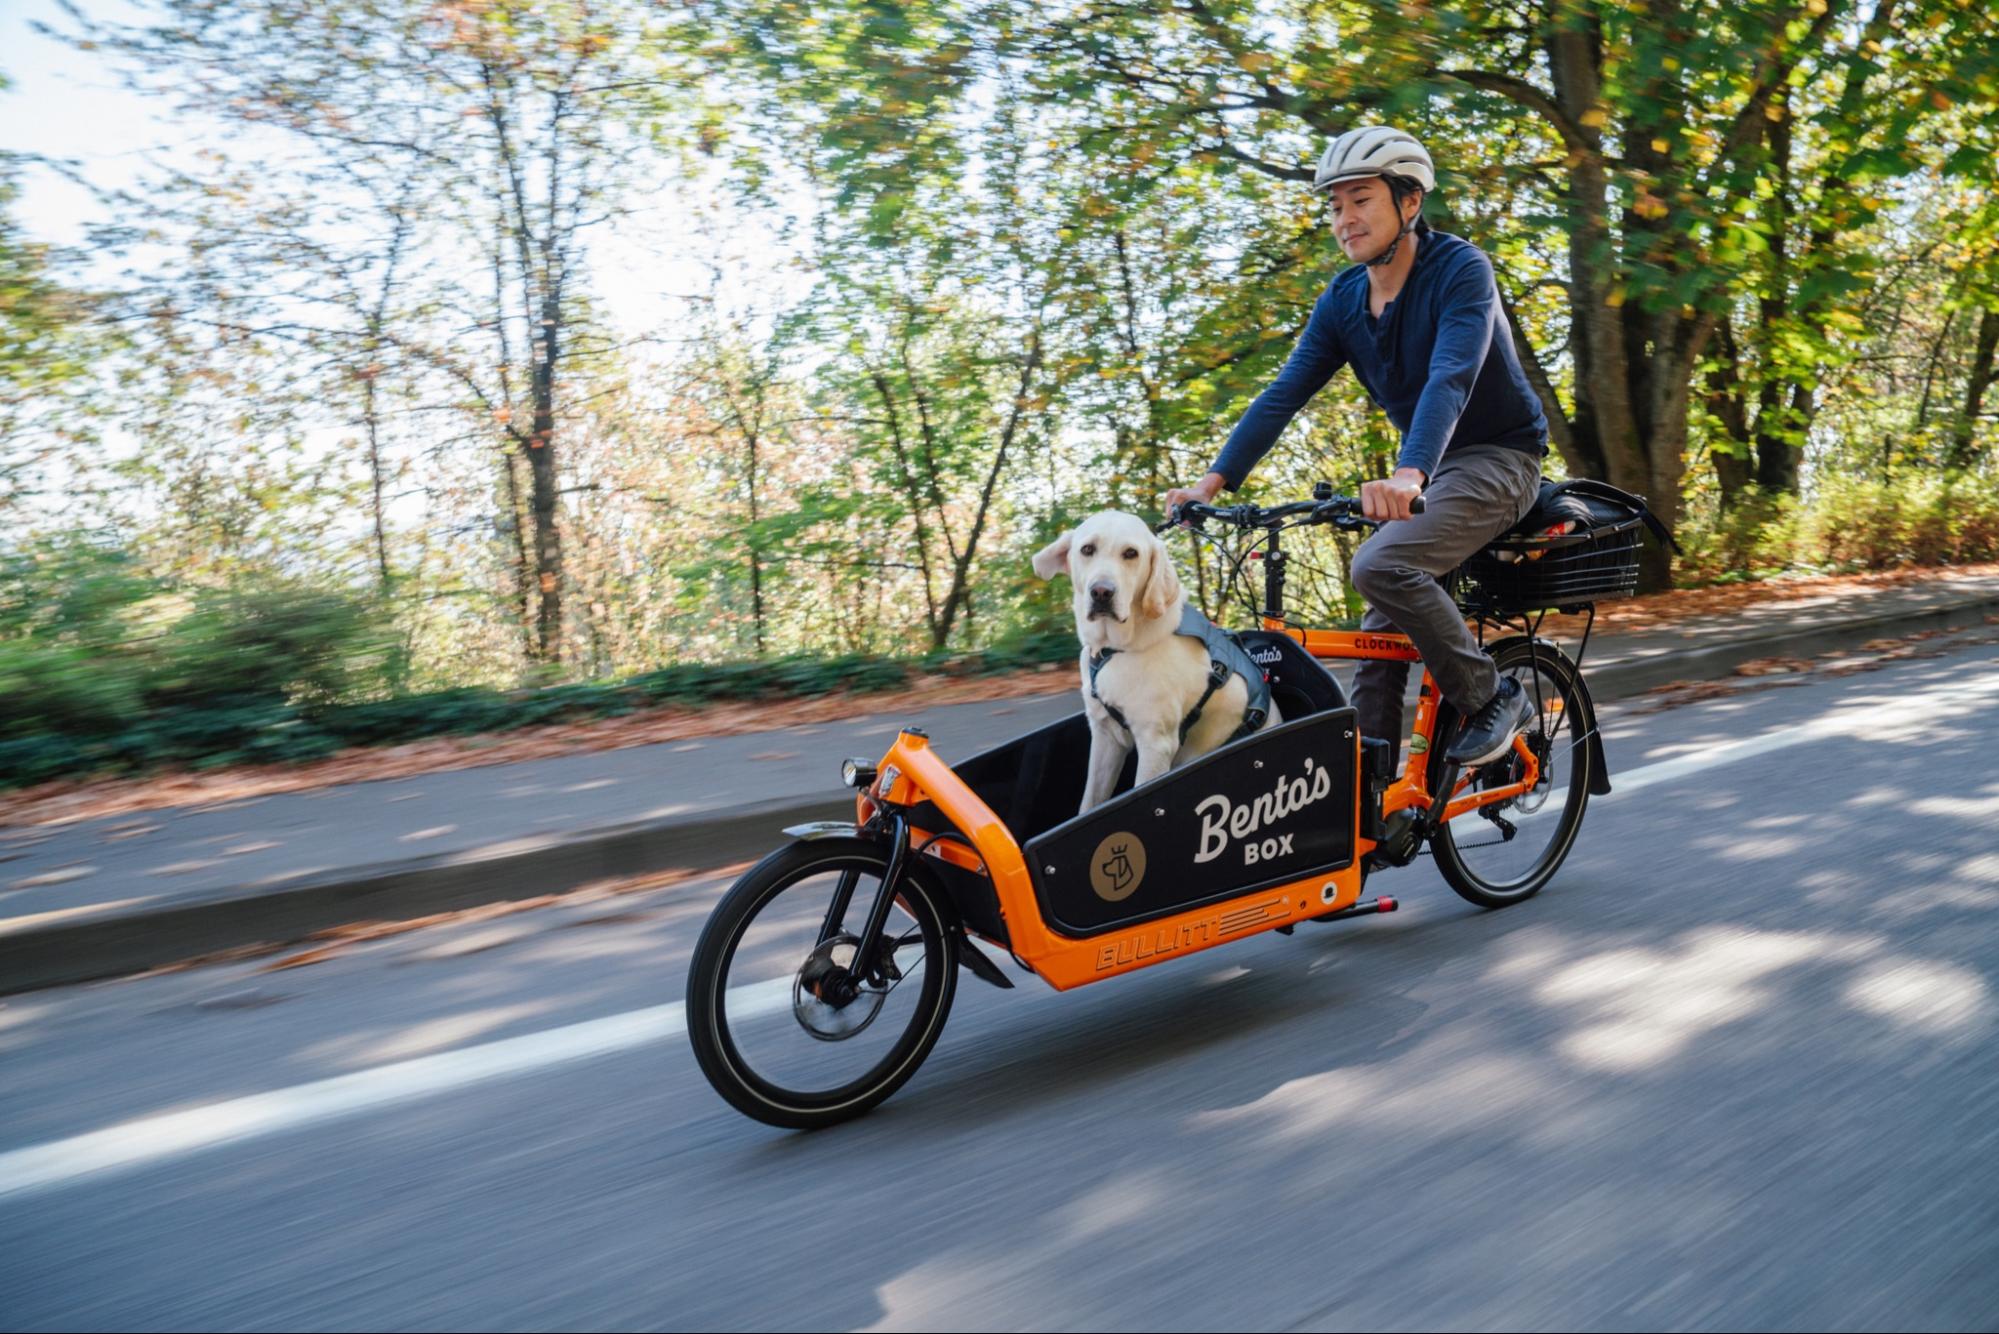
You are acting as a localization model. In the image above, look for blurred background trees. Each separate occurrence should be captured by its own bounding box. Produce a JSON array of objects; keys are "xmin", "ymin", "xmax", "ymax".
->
[{"xmin": 2, "ymin": 0, "xmax": 1996, "ymax": 775}]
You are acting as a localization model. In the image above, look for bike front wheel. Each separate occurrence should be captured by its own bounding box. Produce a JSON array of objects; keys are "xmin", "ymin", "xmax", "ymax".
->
[
  {"xmin": 1429, "ymin": 638, "xmax": 1594, "ymax": 908},
  {"xmin": 685, "ymin": 837, "xmax": 958, "ymax": 1129}
]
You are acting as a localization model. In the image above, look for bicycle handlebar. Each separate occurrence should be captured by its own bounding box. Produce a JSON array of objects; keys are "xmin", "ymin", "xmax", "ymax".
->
[{"xmin": 1168, "ymin": 493, "xmax": 1424, "ymax": 532}]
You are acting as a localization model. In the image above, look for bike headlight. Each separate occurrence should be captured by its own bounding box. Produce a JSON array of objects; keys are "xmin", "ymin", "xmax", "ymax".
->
[{"xmin": 840, "ymin": 758, "xmax": 880, "ymax": 789}]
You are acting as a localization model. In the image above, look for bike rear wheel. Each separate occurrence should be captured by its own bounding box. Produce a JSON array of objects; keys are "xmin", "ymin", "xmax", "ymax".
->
[
  {"xmin": 686, "ymin": 838, "xmax": 957, "ymax": 1129},
  {"xmin": 1429, "ymin": 638, "xmax": 1593, "ymax": 908}
]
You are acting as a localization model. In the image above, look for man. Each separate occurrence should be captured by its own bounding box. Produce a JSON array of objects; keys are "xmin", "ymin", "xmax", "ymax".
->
[{"xmin": 1164, "ymin": 125, "xmax": 1547, "ymax": 772}]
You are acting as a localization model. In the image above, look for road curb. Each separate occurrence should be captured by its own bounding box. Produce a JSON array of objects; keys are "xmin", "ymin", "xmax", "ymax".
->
[
  {"xmin": 0, "ymin": 794, "xmax": 855, "ymax": 994},
  {"xmin": 6, "ymin": 589, "xmax": 1996, "ymax": 994}
]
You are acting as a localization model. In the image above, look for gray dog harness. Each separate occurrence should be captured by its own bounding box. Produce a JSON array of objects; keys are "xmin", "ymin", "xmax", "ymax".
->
[{"xmin": 1087, "ymin": 603, "xmax": 1272, "ymax": 745}]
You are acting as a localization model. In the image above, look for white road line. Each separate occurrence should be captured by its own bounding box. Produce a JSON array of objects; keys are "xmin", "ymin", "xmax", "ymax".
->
[
  {"xmin": 0, "ymin": 978, "xmax": 794, "ymax": 1202},
  {"xmin": 7, "ymin": 657, "xmax": 1997, "ymax": 1201}
]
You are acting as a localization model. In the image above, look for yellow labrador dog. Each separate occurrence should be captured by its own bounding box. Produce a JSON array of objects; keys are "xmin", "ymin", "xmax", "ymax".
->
[{"xmin": 1033, "ymin": 511, "xmax": 1277, "ymax": 814}]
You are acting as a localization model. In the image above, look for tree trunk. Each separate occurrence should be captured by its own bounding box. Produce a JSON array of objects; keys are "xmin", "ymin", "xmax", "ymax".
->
[
  {"xmin": 1712, "ymin": 445, "xmax": 1754, "ymax": 509},
  {"xmin": 527, "ymin": 284, "xmax": 564, "ymax": 663},
  {"xmin": 1547, "ymin": 21, "xmax": 1640, "ymax": 494},
  {"xmin": 746, "ymin": 422, "xmax": 767, "ymax": 658},
  {"xmin": 499, "ymin": 448, "xmax": 535, "ymax": 658},
  {"xmin": 485, "ymin": 61, "xmax": 567, "ymax": 665},
  {"xmin": 1632, "ymin": 328, "xmax": 1709, "ymax": 591},
  {"xmin": 1915, "ymin": 304, "xmax": 1960, "ymax": 431},
  {"xmin": 359, "ymin": 202, "xmax": 411, "ymax": 599},
  {"xmin": 1542, "ymin": 19, "xmax": 1700, "ymax": 591},
  {"xmin": 931, "ymin": 324, "xmax": 1045, "ymax": 650},
  {"xmin": 361, "ymin": 367, "xmax": 392, "ymax": 593},
  {"xmin": 1706, "ymin": 316, "xmax": 1755, "ymax": 507},
  {"xmin": 1751, "ymin": 86, "xmax": 1802, "ymax": 496},
  {"xmin": 1948, "ymin": 305, "xmax": 1999, "ymax": 471},
  {"xmin": 867, "ymin": 367, "xmax": 945, "ymax": 640}
]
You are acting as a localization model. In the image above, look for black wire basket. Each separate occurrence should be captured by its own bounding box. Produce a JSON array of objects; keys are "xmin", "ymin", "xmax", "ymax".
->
[{"xmin": 1451, "ymin": 516, "xmax": 1645, "ymax": 615}]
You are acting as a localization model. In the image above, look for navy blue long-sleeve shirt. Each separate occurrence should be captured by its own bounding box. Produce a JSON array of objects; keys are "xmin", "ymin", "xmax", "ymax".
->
[{"xmin": 1209, "ymin": 231, "xmax": 1547, "ymax": 488}]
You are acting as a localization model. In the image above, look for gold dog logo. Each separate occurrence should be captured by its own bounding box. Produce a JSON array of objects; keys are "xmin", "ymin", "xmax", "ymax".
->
[{"xmin": 1089, "ymin": 832, "xmax": 1147, "ymax": 902}]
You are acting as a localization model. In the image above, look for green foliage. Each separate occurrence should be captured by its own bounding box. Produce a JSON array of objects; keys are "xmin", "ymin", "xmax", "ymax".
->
[
  {"xmin": 1673, "ymin": 490, "xmax": 1806, "ymax": 585},
  {"xmin": 153, "ymin": 584, "xmax": 398, "ymax": 710},
  {"xmin": 1805, "ymin": 471, "xmax": 1999, "ymax": 570},
  {"xmin": 1675, "ymin": 471, "xmax": 1999, "ymax": 584},
  {"xmin": 0, "ymin": 540, "xmax": 398, "ymax": 784},
  {"xmin": 0, "ymin": 540, "xmax": 164, "ymax": 735},
  {"xmin": 0, "ymin": 536, "xmax": 1078, "ymax": 787}
]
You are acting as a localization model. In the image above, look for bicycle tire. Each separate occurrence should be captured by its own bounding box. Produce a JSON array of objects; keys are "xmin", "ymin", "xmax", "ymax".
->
[
  {"xmin": 686, "ymin": 838, "xmax": 958, "ymax": 1129},
  {"xmin": 1427, "ymin": 639, "xmax": 1593, "ymax": 908}
]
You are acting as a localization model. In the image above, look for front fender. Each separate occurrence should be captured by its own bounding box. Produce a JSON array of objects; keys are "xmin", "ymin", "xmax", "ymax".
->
[{"xmin": 782, "ymin": 821, "xmax": 867, "ymax": 841}]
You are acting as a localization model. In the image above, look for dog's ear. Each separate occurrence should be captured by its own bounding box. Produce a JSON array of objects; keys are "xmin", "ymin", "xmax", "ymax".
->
[
  {"xmin": 1031, "ymin": 531, "xmax": 1073, "ymax": 581},
  {"xmin": 1138, "ymin": 534, "xmax": 1182, "ymax": 620}
]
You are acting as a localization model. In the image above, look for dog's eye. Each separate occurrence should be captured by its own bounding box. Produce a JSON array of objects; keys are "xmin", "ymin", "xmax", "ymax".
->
[
  {"xmin": 1122, "ymin": 547, "xmax": 1138, "ymax": 559},
  {"xmin": 1079, "ymin": 543, "xmax": 1095, "ymax": 557}
]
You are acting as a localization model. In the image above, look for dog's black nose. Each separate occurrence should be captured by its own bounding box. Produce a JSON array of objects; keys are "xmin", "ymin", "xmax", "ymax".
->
[{"xmin": 1088, "ymin": 582, "xmax": 1115, "ymax": 606}]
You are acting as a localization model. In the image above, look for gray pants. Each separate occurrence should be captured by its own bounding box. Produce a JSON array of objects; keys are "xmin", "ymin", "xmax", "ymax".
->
[{"xmin": 1350, "ymin": 443, "xmax": 1543, "ymax": 768}]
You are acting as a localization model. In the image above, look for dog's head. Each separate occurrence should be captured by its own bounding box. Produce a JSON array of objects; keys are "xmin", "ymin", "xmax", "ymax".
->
[{"xmin": 1032, "ymin": 511, "xmax": 1183, "ymax": 644}]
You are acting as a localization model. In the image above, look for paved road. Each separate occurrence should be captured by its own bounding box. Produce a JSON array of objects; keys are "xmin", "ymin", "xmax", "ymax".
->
[{"xmin": 4, "ymin": 640, "xmax": 1998, "ymax": 1330}]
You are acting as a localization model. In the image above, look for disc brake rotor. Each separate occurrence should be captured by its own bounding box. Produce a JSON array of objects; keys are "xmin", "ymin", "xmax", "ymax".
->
[{"xmin": 793, "ymin": 935, "xmax": 887, "ymax": 1042}]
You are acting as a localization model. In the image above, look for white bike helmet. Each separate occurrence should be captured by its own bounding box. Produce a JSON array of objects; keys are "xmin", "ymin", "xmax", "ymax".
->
[
  {"xmin": 1312, "ymin": 126, "xmax": 1435, "ymax": 266},
  {"xmin": 1312, "ymin": 125, "xmax": 1436, "ymax": 194}
]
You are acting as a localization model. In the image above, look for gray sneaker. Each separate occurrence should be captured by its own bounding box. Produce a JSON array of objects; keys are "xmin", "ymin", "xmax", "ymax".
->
[{"xmin": 1445, "ymin": 677, "xmax": 1533, "ymax": 767}]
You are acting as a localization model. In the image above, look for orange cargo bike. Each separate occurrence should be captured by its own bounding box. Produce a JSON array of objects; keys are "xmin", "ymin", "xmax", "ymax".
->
[{"xmin": 688, "ymin": 486, "xmax": 1643, "ymax": 1128}]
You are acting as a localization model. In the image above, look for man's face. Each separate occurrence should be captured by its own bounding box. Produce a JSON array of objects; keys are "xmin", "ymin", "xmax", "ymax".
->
[{"xmin": 1325, "ymin": 177, "xmax": 1412, "ymax": 264}]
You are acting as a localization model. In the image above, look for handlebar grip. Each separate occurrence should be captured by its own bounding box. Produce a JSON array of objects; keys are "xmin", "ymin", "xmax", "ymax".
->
[{"xmin": 1410, "ymin": 496, "xmax": 1425, "ymax": 515}]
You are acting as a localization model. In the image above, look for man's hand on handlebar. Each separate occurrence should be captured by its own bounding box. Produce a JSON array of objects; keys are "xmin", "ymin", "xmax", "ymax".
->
[
  {"xmin": 1360, "ymin": 467, "xmax": 1428, "ymax": 523},
  {"xmin": 1162, "ymin": 471, "xmax": 1227, "ymax": 525}
]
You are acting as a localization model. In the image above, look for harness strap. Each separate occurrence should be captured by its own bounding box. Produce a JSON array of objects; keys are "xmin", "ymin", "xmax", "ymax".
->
[
  {"xmin": 1086, "ymin": 647, "xmax": 1135, "ymax": 738},
  {"xmin": 1179, "ymin": 661, "xmax": 1228, "ymax": 743},
  {"xmin": 1088, "ymin": 644, "xmax": 1269, "ymax": 745}
]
